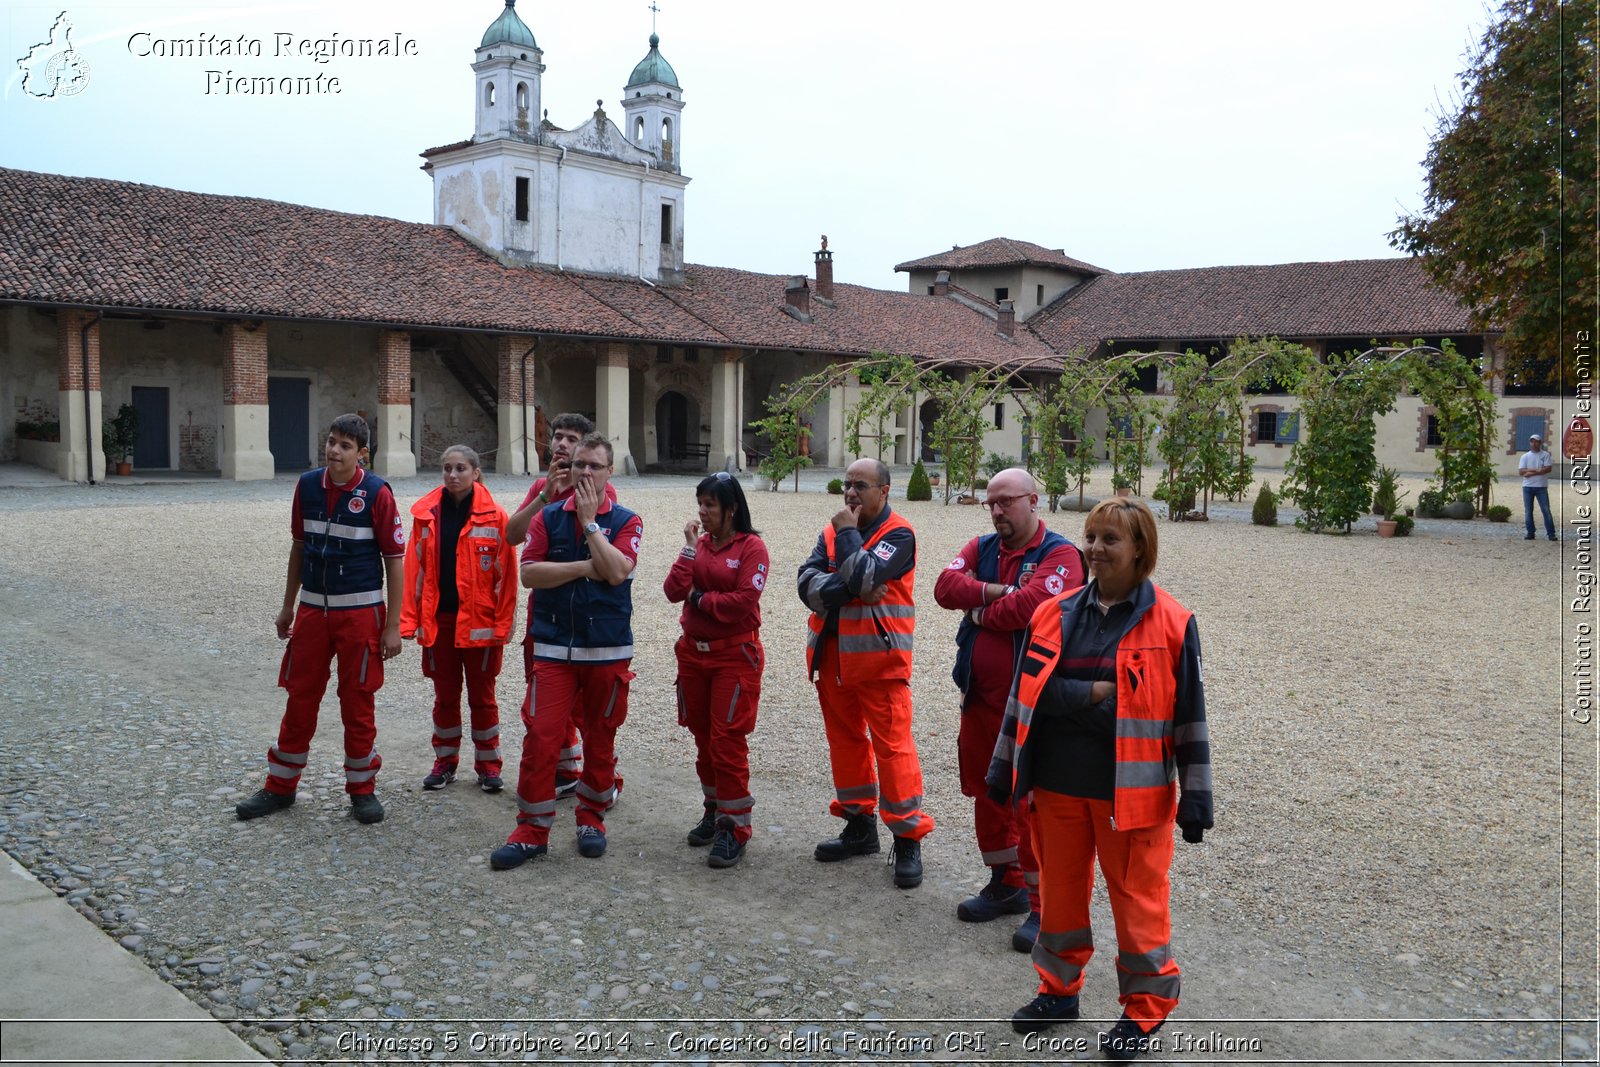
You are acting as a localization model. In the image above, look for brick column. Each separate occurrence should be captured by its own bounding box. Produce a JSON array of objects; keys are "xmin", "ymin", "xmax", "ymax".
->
[
  {"xmin": 373, "ymin": 329, "xmax": 416, "ymax": 479},
  {"xmin": 221, "ymin": 321, "xmax": 274, "ymax": 481},
  {"xmin": 708, "ymin": 350, "xmax": 741, "ymax": 472},
  {"xmin": 596, "ymin": 344, "xmax": 635, "ymax": 475},
  {"xmin": 56, "ymin": 310, "xmax": 103, "ymax": 482},
  {"xmin": 493, "ymin": 335, "xmax": 537, "ymax": 475}
]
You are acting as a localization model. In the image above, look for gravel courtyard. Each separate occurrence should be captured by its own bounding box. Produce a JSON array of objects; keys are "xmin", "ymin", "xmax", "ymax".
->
[{"xmin": 0, "ymin": 467, "xmax": 1591, "ymax": 1065}]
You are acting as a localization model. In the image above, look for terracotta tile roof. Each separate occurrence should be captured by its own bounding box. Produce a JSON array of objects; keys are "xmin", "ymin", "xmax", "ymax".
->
[
  {"xmin": 895, "ymin": 237, "xmax": 1109, "ymax": 276},
  {"xmin": 1027, "ymin": 258, "xmax": 1482, "ymax": 353},
  {"xmin": 0, "ymin": 167, "xmax": 1053, "ymax": 369}
]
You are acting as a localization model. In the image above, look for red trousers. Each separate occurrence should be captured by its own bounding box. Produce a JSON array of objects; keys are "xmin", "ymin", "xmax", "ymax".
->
[
  {"xmin": 1030, "ymin": 789, "xmax": 1181, "ymax": 1030},
  {"xmin": 421, "ymin": 613, "xmax": 504, "ymax": 777},
  {"xmin": 269, "ymin": 603, "xmax": 385, "ymax": 796},
  {"xmin": 960, "ymin": 700, "xmax": 1039, "ymax": 900},
  {"xmin": 521, "ymin": 638, "xmax": 583, "ymax": 779},
  {"xmin": 814, "ymin": 648, "xmax": 933, "ymax": 841},
  {"xmin": 675, "ymin": 637, "xmax": 763, "ymax": 844},
  {"xmin": 509, "ymin": 659, "xmax": 631, "ymax": 846}
]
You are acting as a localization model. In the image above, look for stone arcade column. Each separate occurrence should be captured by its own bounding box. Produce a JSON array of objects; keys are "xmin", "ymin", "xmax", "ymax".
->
[
  {"xmin": 825, "ymin": 383, "xmax": 846, "ymax": 468},
  {"xmin": 496, "ymin": 334, "xmax": 538, "ymax": 476},
  {"xmin": 56, "ymin": 309, "xmax": 103, "ymax": 482},
  {"xmin": 708, "ymin": 350, "xmax": 742, "ymax": 471},
  {"xmin": 596, "ymin": 344, "xmax": 635, "ymax": 474},
  {"xmin": 220, "ymin": 322, "xmax": 274, "ymax": 480},
  {"xmin": 373, "ymin": 330, "xmax": 416, "ymax": 480}
]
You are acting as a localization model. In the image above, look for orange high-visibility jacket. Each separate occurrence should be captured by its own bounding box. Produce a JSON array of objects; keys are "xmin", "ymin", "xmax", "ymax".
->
[
  {"xmin": 804, "ymin": 511, "xmax": 916, "ymax": 684},
  {"xmin": 400, "ymin": 483, "xmax": 518, "ymax": 649},
  {"xmin": 988, "ymin": 581, "xmax": 1212, "ymax": 832}
]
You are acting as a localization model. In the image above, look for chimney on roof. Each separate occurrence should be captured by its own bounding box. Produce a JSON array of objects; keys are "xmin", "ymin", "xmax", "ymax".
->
[
  {"xmin": 933, "ymin": 270, "xmax": 950, "ymax": 297},
  {"xmin": 783, "ymin": 275, "xmax": 813, "ymax": 323},
  {"xmin": 997, "ymin": 299, "xmax": 1015, "ymax": 339},
  {"xmin": 814, "ymin": 238, "xmax": 834, "ymax": 302}
]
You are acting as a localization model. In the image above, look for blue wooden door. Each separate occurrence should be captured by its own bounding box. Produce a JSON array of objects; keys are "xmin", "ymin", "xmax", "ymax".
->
[
  {"xmin": 130, "ymin": 386, "xmax": 169, "ymax": 469},
  {"xmin": 268, "ymin": 377, "xmax": 312, "ymax": 471}
]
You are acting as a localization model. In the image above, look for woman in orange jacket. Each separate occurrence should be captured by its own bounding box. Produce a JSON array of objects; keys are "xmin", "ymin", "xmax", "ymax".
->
[
  {"xmin": 987, "ymin": 499, "xmax": 1211, "ymax": 1060},
  {"xmin": 400, "ymin": 445, "xmax": 519, "ymax": 793}
]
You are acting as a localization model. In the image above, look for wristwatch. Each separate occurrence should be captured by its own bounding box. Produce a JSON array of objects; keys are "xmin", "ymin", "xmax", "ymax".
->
[{"xmin": 583, "ymin": 521, "xmax": 602, "ymax": 536}]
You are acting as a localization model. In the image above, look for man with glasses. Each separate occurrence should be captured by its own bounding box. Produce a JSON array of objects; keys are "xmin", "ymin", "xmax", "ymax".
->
[
  {"xmin": 507, "ymin": 413, "xmax": 620, "ymax": 804},
  {"xmin": 492, "ymin": 433, "xmax": 642, "ymax": 870},
  {"xmin": 798, "ymin": 458, "xmax": 932, "ymax": 889},
  {"xmin": 934, "ymin": 467, "xmax": 1084, "ymax": 950}
]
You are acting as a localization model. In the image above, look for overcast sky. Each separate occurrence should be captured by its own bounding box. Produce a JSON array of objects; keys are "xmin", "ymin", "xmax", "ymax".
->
[{"xmin": 3, "ymin": 0, "xmax": 1490, "ymax": 291}]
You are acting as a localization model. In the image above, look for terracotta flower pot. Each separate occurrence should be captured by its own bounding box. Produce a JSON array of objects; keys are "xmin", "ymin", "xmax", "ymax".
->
[
  {"xmin": 1377, "ymin": 519, "xmax": 1398, "ymax": 538},
  {"xmin": 115, "ymin": 461, "xmax": 132, "ymax": 476}
]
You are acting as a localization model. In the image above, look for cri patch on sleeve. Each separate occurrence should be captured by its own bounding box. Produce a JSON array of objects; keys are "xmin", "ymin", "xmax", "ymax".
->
[{"xmin": 872, "ymin": 541, "xmax": 896, "ymax": 562}]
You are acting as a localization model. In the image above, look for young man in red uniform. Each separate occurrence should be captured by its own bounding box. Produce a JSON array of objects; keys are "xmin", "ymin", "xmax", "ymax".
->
[
  {"xmin": 664, "ymin": 471, "xmax": 769, "ymax": 868},
  {"xmin": 236, "ymin": 414, "xmax": 406, "ymax": 825},
  {"xmin": 506, "ymin": 413, "xmax": 619, "ymax": 802},
  {"xmin": 492, "ymin": 434, "xmax": 642, "ymax": 869},
  {"xmin": 934, "ymin": 467, "xmax": 1084, "ymax": 950},
  {"xmin": 797, "ymin": 458, "xmax": 931, "ymax": 889}
]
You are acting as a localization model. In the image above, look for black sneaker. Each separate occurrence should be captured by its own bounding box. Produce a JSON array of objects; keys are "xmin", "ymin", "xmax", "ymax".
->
[
  {"xmin": 1100, "ymin": 1017, "xmax": 1162, "ymax": 1061},
  {"xmin": 687, "ymin": 806, "xmax": 717, "ymax": 847},
  {"xmin": 576, "ymin": 825, "xmax": 608, "ymax": 858},
  {"xmin": 478, "ymin": 774, "xmax": 504, "ymax": 793},
  {"xmin": 814, "ymin": 813, "xmax": 880, "ymax": 862},
  {"xmin": 554, "ymin": 774, "xmax": 580, "ymax": 800},
  {"xmin": 708, "ymin": 828, "xmax": 745, "ymax": 868},
  {"xmin": 235, "ymin": 788, "xmax": 294, "ymax": 820},
  {"xmin": 490, "ymin": 841, "xmax": 547, "ymax": 870},
  {"xmin": 1012, "ymin": 910, "xmax": 1041, "ymax": 953},
  {"xmin": 1010, "ymin": 992, "xmax": 1080, "ymax": 1034},
  {"xmin": 957, "ymin": 869, "xmax": 1031, "ymax": 922},
  {"xmin": 422, "ymin": 763, "xmax": 456, "ymax": 790},
  {"xmin": 890, "ymin": 836, "xmax": 922, "ymax": 889},
  {"xmin": 350, "ymin": 793, "xmax": 385, "ymax": 824}
]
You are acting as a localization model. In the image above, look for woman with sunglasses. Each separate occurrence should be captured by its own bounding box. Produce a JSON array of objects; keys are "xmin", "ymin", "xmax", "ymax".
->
[
  {"xmin": 663, "ymin": 471, "xmax": 768, "ymax": 868},
  {"xmin": 400, "ymin": 445, "xmax": 519, "ymax": 793}
]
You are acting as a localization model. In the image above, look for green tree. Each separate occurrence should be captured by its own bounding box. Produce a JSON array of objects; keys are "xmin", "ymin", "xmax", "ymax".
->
[
  {"xmin": 1282, "ymin": 350, "xmax": 1408, "ymax": 533},
  {"xmin": 1391, "ymin": 0, "xmax": 1598, "ymax": 386}
]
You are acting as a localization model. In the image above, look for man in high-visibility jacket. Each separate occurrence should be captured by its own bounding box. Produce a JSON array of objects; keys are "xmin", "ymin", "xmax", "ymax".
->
[
  {"xmin": 797, "ymin": 457, "xmax": 932, "ymax": 888},
  {"xmin": 934, "ymin": 468, "xmax": 1084, "ymax": 947}
]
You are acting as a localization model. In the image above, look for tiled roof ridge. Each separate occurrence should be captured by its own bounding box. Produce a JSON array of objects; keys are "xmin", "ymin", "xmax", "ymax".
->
[{"xmin": 565, "ymin": 272, "xmax": 736, "ymax": 345}]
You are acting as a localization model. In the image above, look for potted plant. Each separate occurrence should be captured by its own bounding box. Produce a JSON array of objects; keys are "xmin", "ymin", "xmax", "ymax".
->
[
  {"xmin": 102, "ymin": 403, "xmax": 140, "ymax": 476},
  {"xmin": 1371, "ymin": 466, "xmax": 1401, "ymax": 517},
  {"xmin": 1416, "ymin": 488, "xmax": 1446, "ymax": 519},
  {"xmin": 1113, "ymin": 476, "xmax": 1133, "ymax": 498},
  {"xmin": 928, "ymin": 467, "xmax": 942, "ymax": 488}
]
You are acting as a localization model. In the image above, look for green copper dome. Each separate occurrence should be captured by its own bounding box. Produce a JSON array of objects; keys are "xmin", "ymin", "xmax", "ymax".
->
[
  {"xmin": 626, "ymin": 33, "xmax": 679, "ymax": 89},
  {"xmin": 480, "ymin": 0, "xmax": 538, "ymax": 51}
]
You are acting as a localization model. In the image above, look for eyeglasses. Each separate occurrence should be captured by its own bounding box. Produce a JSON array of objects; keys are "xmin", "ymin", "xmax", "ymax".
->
[
  {"xmin": 984, "ymin": 493, "xmax": 1029, "ymax": 510},
  {"xmin": 842, "ymin": 480, "xmax": 883, "ymax": 493},
  {"xmin": 571, "ymin": 460, "xmax": 610, "ymax": 472}
]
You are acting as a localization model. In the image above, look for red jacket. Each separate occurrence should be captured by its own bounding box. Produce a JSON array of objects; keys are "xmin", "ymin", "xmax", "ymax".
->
[
  {"xmin": 400, "ymin": 483, "xmax": 518, "ymax": 649},
  {"xmin": 663, "ymin": 531, "xmax": 769, "ymax": 642}
]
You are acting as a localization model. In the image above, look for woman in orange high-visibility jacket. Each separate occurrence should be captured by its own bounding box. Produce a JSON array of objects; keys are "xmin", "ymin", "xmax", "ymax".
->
[
  {"xmin": 987, "ymin": 498, "xmax": 1211, "ymax": 1061},
  {"xmin": 400, "ymin": 445, "xmax": 519, "ymax": 794}
]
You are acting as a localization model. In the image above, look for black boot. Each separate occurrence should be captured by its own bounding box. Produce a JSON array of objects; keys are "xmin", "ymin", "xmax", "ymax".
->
[
  {"xmin": 814, "ymin": 813, "xmax": 880, "ymax": 862},
  {"xmin": 891, "ymin": 835, "xmax": 922, "ymax": 889}
]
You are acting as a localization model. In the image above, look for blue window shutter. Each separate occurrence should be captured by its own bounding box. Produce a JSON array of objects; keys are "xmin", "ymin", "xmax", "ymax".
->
[
  {"xmin": 1514, "ymin": 414, "xmax": 1545, "ymax": 449},
  {"xmin": 1276, "ymin": 412, "xmax": 1300, "ymax": 443}
]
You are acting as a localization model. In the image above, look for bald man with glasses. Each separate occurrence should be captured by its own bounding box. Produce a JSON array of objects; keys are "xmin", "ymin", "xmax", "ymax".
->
[
  {"xmin": 934, "ymin": 467, "xmax": 1084, "ymax": 951},
  {"xmin": 797, "ymin": 457, "xmax": 932, "ymax": 889}
]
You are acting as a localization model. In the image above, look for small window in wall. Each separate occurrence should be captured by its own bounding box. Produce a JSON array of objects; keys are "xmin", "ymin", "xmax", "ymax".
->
[
  {"xmin": 656, "ymin": 345, "xmax": 673, "ymax": 363},
  {"xmin": 634, "ymin": 116, "xmax": 645, "ymax": 143},
  {"xmin": 994, "ymin": 287, "xmax": 1009, "ymax": 302},
  {"xmin": 1256, "ymin": 411, "xmax": 1300, "ymax": 444},
  {"xmin": 1425, "ymin": 414, "xmax": 1443, "ymax": 447},
  {"xmin": 927, "ymin": 285, "xmax": 936, "ymax": 295},
  {"xmin": 516, "ymin": 82, "xmax": 528, "ymax": 110},
  {"xmin": 484, "ymin": 83, "xmax": 495, "ymax": 107},
  {"xmin": 660, "ymin": 203, "xmax": 672, "ymax": 246},
  {"xmin": 661, "ymin": 117, "xmax": 673, "ymax": 143},
  {"xmin": 684, "ymin": 347, "xmax": 700, "ymax": 363},
  {"xmin": 993, "ymin": 403, "xmax": 1005, "ymax": 429},
  {"xmin": 515, "ymin": 177, "xmax": 529, "ymax": 222},
  {"xmin": 1036, "ymin": 284, "xmax": 1045, "ymax": 306}
]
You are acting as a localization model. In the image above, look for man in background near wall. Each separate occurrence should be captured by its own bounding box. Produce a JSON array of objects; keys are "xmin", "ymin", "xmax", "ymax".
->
[{"xmin": 1519, "ymin": 432, "xmax": 1557, "ymax": 542}]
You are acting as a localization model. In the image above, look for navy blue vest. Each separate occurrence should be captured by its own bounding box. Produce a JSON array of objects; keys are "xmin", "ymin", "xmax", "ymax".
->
[
  {"xmin": 951, "ymin": 528, "xmax": 1075, "ymax": 693},
  {"xmin": 298, "ymin": 468, "xmax": 388, "ymax": 609},
  {"xmin": 528, "ymin": 502, "xmax": 637, "ymax": 662}
]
